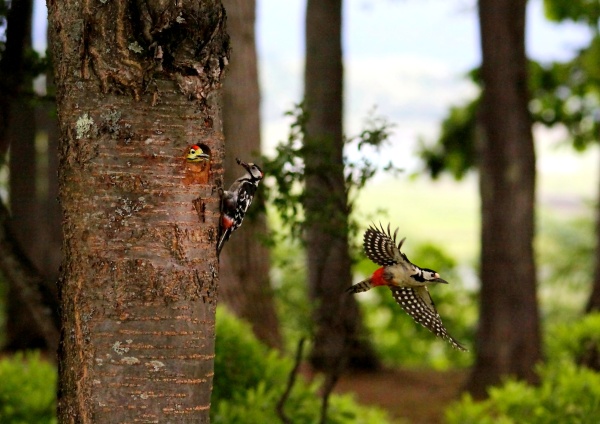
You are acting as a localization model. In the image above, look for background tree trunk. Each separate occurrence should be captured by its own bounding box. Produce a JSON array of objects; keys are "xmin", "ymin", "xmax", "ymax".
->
[
  {"xmin": 587, "ymin": 152, "xmax": 600, "ymax": 314},
  {"xmin": 468, "ymin": 0, "xmax": 541, "ymax": 398},
  {"xmin": 38, "ymin": 62, "xmax": 63, "ymax": 285},
  {"xmin": 220, "ymin": 0, "xmax": 281, "ymax": 349},
  {"xmin": 0, "ymin": 0, "xmax": 32, "ymax": 155},
  {"xmin": 578, "ymin": 152, "xmax": 600, "ymax": 370},
  {"xmin": 48, "ymin": 1, "xmax": 229, "ymax": 421},
  {"xmin": 304, "ymin": 0, "xmax": 378, "ymax": 371},
  {"xmin": 0, "ymin": 0, "xmax": 59, "ymax": 351}
]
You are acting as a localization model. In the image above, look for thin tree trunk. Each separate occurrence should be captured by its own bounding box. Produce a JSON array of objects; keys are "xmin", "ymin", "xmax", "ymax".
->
[
  {"xmin": 468, "ymin": 0, "xmax": 541, "ymax": 398},
  {"xmin": 304, "ymin": 0, "xmax": 379, "ymax": 371},
  {"xmin": 587, "ymin": 150, "xmax": 600, "ymax": 314},
  {"xmin": 220, "ymin": 0, "xmax": 281, "ymax": 349},
  {"xmin": 579, "ymin": 151, "xmax": 600, "ymax": 370},
  {"xmin": 48, "ymin": 1, "xmax": 229, "ymax": 421}
]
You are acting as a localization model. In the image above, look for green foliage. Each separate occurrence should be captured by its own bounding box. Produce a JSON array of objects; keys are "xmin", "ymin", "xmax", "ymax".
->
[
  {"xmin": 262, "ymin": 104, "xmax": 308, "ymax": 240},
  {"xmin": 528, "ymin": 41, "xmax": 600, "ymax": 151},
  {"xmin": 546, "ymin": 312, "xmax": 600, "ymax": 363},
  {"xmin": 0, "ymin": 351, "xmax": 57, "ymax": 424},
  {"xmin": 212, "ymin": 307, "xmax": 391, "ymax": 424},
  {"xmin": 418, "ymin": 99, "xmax": 479, "ymax": 180},
  {"xmin": 421, "ymin": 8, "xmax": 600, "ymax": 178},
  {"xmin": 262, "ymin": 103, "xmax": 399, "ymax": 253},
  {"xmin": 544, "ymin": 0, "xmax": 600, "ymax": 26},
  {"xmin": 446, "ymin": 314, "xmax": 600, "ymax": 424},
  {"xmin": 268, "ymin": 237, "xmax": 315, "ymax": 353},
  {"xmin": 212, "ymin": 307, "xmax": 290, "ymax": 403},
  {"xmin": 536, "ymin": 215, "xmax": 593, "ymax": 322},
  {"xmin": 447, "ymin": 361, "xmax": 600, "ymax": 424},
  {"xmin": 355, "ymin": 242, "xmax": 476, "ymax": 369}
]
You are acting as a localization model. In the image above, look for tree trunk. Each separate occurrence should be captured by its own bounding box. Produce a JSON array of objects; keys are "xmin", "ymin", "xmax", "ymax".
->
[
  {"xmin": 0, "ymin": 200, "xmax": 60, "ymax": 354},
  {"xmin": 578, "ymin": 152, "xmax": 600, "ymax": 370},
  {"xmin": 304, "ymin": 0, "xmax": 379, "ymax": 371},
  {"xmin": 38, "ymin": 64, "xmax": 63, "ymax": 284},
  {"xmin": 48, "ymin": 1, "xmax": 229, "ymax": 422},
  {"xmin": 220, "ymin": 0, "xmax": 281, "ymax": 349},
  {"xmin": 587, "ymin": 151, "xmax": 600, "ymax": 314},
  {"xmin": 468, "ymin": 0, "xmax": 541, "ymax": 398},
  {"xmin": 0, "ymin": 0, "xmax": 57, "ymax": 351},
  {"xmin": 0, "ymin": 0, "xmax": 33, "ymax": 155}
]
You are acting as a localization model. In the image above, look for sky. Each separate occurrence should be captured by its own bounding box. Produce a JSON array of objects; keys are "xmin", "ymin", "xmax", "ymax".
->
[
  {"xmin": 256, "ymin": 0, "xmax": 591, "ymax": 162},
  {"xmin": 31, "ymin": 0, "xmax": 598, "ymax": 210},
  {"xmin": 32, "ymin": 0, "xmax": 591, "ymax": 154}
]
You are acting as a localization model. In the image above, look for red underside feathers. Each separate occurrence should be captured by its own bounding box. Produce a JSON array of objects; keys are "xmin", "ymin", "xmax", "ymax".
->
[
  {"xmin": 221, "ymin": 215, "xmax": 234, "ymax": 229},
  {"xmin": 370, "ymin": 267, "xmax": 387, "ymax": 287}
]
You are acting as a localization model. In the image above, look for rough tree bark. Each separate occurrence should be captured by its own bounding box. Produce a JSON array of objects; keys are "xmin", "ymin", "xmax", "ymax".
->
[
  {"xmin": 468, "ymin": 0, "xmax": 542, "ymax": 398},
  {"xmin": 304, "ymin": 0, "xmax": 379, "ymax": 371},
  {"xmin": 48, "ymin": 1, "xmax": 229, "ymax": 422},
  {"xmin": 220, "ymin": 0, "xmax": 281, "ymax": 349}
]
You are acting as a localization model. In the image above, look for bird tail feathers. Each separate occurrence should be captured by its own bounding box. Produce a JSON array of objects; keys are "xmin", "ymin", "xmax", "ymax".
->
[{"xmin": 346, "ymin": 279, "xmax": 373, "ymax": 294}]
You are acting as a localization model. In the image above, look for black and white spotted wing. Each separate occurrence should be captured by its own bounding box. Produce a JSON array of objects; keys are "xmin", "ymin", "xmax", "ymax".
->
[
  {"xmin": 390, "ymin": 286, "xmax": 467, "ymax": 351},
  {"xmin": 217, "ymin": 159, "xmax": 263, "ymax": 256},
  {"xmin": 231, "ymin": 182, "xmax": 258, "ymax": 231},
  {"xmin": 363, "ymin": 223, "xmax": 409, "ymax": 266},
  {"xmin": 217, "ymin": 181, "xmax": 258, "ymax": 255}
]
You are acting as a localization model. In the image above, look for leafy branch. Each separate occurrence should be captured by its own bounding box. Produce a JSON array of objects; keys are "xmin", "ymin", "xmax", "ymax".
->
[{"xmin": 262, "ymin": 103, "xmax": 401, "ymax": 256}]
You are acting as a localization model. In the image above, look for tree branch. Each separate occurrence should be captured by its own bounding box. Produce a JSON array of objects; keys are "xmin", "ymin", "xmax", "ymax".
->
[
  {"xmin": 276, "ymin": 338, "xmax": 305, "ymax": 424},
  {"xmin": 319, "ymin": 344, "xmax": 346, "ymax": 424}
]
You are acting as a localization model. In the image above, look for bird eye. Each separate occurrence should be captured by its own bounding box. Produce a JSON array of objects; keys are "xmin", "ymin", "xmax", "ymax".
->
[{"xmin": 189, "ymin": 149, "xmax": 195, "ymax": 154}]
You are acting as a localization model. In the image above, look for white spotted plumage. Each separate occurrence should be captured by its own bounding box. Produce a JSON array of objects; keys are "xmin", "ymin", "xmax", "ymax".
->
[
  {"xmin": 348, "ymin": 223, "xmax": 467, "ymax": 351},
  {"xmin": 390, "ymin": 286, "xmax": 466, "ymax": 351}
]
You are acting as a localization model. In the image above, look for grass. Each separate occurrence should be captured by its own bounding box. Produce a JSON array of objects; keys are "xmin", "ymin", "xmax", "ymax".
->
[{"xmin": 354, "ymin": 174, "xmax": 480, "ymax": 262}]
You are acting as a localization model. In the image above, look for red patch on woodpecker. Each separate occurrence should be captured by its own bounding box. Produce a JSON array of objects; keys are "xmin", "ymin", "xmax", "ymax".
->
[
  {"xmin": 221, "ymin": 215, "xmax": 235, "ymax": 229},
  {"xmin": 370, "ymin": 267, "xmax": 387, "ymax": 287},
  {"xmin": 191, "ymin": 145, "xmax": 200, "ymax": 151}
]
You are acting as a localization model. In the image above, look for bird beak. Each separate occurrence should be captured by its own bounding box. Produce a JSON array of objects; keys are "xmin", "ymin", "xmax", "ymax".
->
[
  {"xmin": 433, "ymin": 277, "xmax": 448, "ymax": 284},
  {"xmin": 187, "ymin": 150, "xmax": 209, "ymax": 161},
  {"xmin": 236, "ymin": 158, "xmax": 251, "ymax": 172}
]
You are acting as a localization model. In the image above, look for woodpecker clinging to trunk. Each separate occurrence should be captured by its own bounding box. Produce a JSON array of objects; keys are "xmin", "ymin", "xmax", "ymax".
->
[
  {"xmin": 217, "ymin": 158, "xmax": 264, "ymax": 256},
  {"xmin": 347, "ymin": 223, "xmax": 467, "ymax": 351}
]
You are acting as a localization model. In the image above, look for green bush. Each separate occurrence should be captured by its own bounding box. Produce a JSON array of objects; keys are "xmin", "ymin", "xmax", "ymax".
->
[
  {"xmin": 212, "ymin": 307, "xmax": 290, "ymax": 403},
  {"xmin": 0, "ymin": 351, "xmax": 57, "ymax": 424},
  {"xmin": 446, "ymin": 361, "xmax": 600, "ymax": 424},
  {"xmin": 212, "ymin": 307, "xmax": 391, "ymax": 424},
  {"xmin": 546, "ymin": 312, "xmax": 600, "ymax": 363},
  {"xmin": 446, "ymin": 314, "xmax": 600, "ymax": 424}
]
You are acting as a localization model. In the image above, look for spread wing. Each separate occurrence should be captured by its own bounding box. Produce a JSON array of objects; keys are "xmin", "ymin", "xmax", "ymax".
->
[
  {"xmin": 363, "ymin": 223, "xmax": 408, "ymax": 266},
  {"xmin": 389, "ymin": 286, "xmax": 467, "ymax": 351}
]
